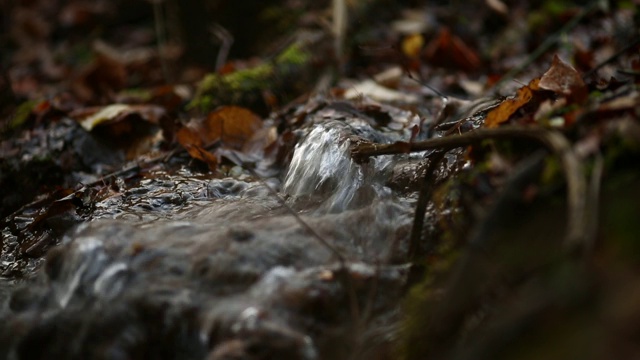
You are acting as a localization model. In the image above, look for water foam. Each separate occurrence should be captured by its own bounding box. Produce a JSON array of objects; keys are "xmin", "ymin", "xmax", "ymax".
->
[{"xmin": 283, "ymin": 121, "xmax": 392, "ymax": 212}]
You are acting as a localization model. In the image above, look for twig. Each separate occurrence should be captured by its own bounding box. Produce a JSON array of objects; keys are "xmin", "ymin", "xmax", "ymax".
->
[
  {"xmin": 247, "ymin": 169, "xmax": 347, "ymax": 264},
  {"xmin": 409, "ymin": 151, "xmax": 446, "ymax": 261},
  {"xmin": 585, "ymin": 153, "xmax": 603, "ymax": 252},
  {"xmin": 406, "ymin": 71, "xmax": 448, "ymax": 99},
  {"xmin": 352, "ymin": 125, "xmax": 587, "ymax": 249},
  {"xmin": 242, "ymin": 164, "xmax": 362, "ymax": 331},
  {"xmin": 211, "ymin": 23, "xmax": 234, "ymax": 72},
  {"xmin": 152, "ymin": 0, "xmax": 170, "ymax": 83},
  {"xmin": 333, "ymin": 0, "xmax": 347, "ymax": 68}
]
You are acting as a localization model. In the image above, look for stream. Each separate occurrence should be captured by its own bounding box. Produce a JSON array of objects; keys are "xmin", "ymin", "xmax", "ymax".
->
[{"xmin": 0, "ymin": 100, "xmax": 451, "ymax": 359}]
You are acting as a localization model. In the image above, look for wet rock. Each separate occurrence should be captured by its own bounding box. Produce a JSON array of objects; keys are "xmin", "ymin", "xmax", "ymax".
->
[{"xmin": 0, "ymin": 196, "xmax": 411, "ymax": 358}]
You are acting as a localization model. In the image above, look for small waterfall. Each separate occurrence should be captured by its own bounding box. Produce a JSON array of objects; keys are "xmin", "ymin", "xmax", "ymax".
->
[
  {"xmin": 283, "ymin": 120, "xmax": 392, "ymax": 212},
  {"xmin": 1, "ymin": 108, "xmax": 416, "ymax": 359}
]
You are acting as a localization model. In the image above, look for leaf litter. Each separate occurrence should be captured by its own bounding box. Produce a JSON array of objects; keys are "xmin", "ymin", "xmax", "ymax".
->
[{"xmin": 1, "ymin": 1, "xmax": 640, "ymax": 360}]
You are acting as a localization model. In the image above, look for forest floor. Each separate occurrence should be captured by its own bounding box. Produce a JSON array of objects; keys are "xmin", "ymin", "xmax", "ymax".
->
[{"xmin": 1, "ymin": 1, "xmax": 640, "ymax": 359}]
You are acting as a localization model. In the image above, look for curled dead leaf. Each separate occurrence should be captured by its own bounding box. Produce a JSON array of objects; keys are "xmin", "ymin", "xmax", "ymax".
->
[
  {"xmin": 183, "ymin": 144, "xmax": 219, "ymax": 171},
  {"xmin": 69, "ymin": 104, "xmax": 166, "ymax": 159},
  {"xmin": 176, "ymin": 106, "xmax": 263, "ymax": 170},
  {"xmin": 484, "ymin": 78, "xmax": 540, "ymax": 128},
  {"xmin": 70, "ymin": 104, "xmax": 165, "ymax": 131},
  {"xmin": 539, "ymin": 55, "xmax": 587, "ymax": 104}
]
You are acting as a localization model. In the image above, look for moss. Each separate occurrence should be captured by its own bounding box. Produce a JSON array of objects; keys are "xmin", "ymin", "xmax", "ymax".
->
[
  {"xmin": 189, "ymin": 43, "xmax": 313, "ymax": 115},
  {"xmin": 9, "ymin": 100, "xmax": 38, "ymax": 131},
  {"xmin": 116, "ymin": 88, "xmax": 153, "ymax": 102},
  {"xmin": 275, "ymin": 43, "xmax": 309, "ymax": 65},
  {"xmin": 399, "ymin": 241, "xmax": 462, "ymax": 360}
]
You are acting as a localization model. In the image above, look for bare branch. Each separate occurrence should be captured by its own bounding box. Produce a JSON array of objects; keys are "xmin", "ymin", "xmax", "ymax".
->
[{"xmin": 352, "ymin": 126, "xmax": 587, "ymax": 249}]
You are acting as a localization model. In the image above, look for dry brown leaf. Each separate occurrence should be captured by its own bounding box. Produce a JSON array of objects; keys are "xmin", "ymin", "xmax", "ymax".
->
[
  {"xmin": 73, "ymin": 51, "xmax": 127, "ymax": 102},
  {"xmin": 539, "ymin": 55, "xmax": 588, "ymax": 104},
  {"xmin": 68, "ymin": 104, "xmax": 166, "ymax": 160},
  {"xmin": 485, "ymin": 78, "xmax": 540, "ymax": 128},
  {"xmin": 183, "ymin": 144, "xmax": 219, "ymax": 171},
  {"xmin": 424, "ymin": 27, "xmax": 481, "ymax": 73},
  {"xmin": 70, "ymin": 104, "xmax": 165, "ymax": 131}
]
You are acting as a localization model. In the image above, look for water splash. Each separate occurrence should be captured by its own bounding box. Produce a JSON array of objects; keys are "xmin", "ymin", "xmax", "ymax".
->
[
  {"xmin": 283, "ymin": 121, "xmax": 392, "ymax": 212},
  {"xmin": 54, "ymin": 235, "xmax": 108, "ymax": 308}
]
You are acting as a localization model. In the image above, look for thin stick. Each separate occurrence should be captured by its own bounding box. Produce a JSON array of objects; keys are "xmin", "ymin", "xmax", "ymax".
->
[
  {"xmin": 352, "ymin": 126, "xmax": 586, "ymax": 249},
  {"xmin": 152, "ymin": 0, "xmax": 170, "ymax": 83},
  {"xmin": 406, "ymin": 71, "xmax": 448, "ymax": 99},
  {"xmin": 584, "ymin": 153, "xmax": 603, "ymax": 252},
  {"xmin": 409, "ymin": 151, "xmax": 446, "ymax": 261},
  {"xmin": 211, "ymin": 23, "xmax": 234, "ymax": 72},
  {"xmin": 243, "ymin": 167, "xmax": 347, "ymax": 264},
  {"xmin": 333, "ymin": 0, "xmax": 347, "ymax": 67},
  {"xmin": 243, "ymin": 165, "xmax": 361, "ymax": 327}
]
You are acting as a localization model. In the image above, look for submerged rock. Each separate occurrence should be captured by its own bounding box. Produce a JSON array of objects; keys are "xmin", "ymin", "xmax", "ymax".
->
[
  {"xmin": 1, "ymin": 211, "xmax": 410, "ymax": 359},
  {"xmin": 0, "ymin": 102, "xmax": 420, "ymax": 359}
]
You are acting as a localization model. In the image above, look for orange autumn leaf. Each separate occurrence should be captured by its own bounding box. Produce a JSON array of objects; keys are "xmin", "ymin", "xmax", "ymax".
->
[
  {"xmin": 176, "ymin": 124, "xmax": 204, "ymax": 148},
  {"xmin": 201, "ymin": 106, "xmax": 262, "ymax": 149},
  {"xmin": 484, "ymin": 78, "xmax": 540, "ymax": 128},
  {"xmin": 176, "ymin": 106, "xmax": 263, "ymax": 170},
  {"xmin": 183, "ymin": 144, "xmax": 219, "ymax": 171},
  {"xmin": 177, "ymin": 105, "xmax": 262, "ymax": 148}
]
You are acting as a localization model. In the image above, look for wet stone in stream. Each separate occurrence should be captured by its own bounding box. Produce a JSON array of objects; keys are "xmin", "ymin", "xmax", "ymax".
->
[{"xmin": 0, "ymin": 101, "xmax": 445, "ymax": 359}]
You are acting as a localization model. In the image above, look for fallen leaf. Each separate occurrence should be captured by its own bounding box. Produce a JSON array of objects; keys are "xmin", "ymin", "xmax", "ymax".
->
[
  {"xmin": 73, "ymin": 50, "xmax": 127, "ymax": 102},
  {"xmin": 424, "ymin": 27, "xmax": 481, "ymax": 72},
  {"xmin": 70, "ymin": 104, "xmax": 165, "ymax": 131},
  {"xmin": 183, "ymin": 144, "xmax": 219, "ymax": 171},
  {"xmin": 485, "ymin": 78, "xmax": 540, "ymax": 127},
  {"xmin": 176, "ymin": 106, "xmax": 263, "ymax": 169},
  {"xmin": 485, "ymin": 0, "xmax": 508, "ymax": 15},
  {"xmin": 401, "ymin": 33, "xmax": 424, "ymax": 59},
  {"xmin": 176, "ymin": 123, "xmax": 204, "ymax": 148},
  {"xmin": 344, "ymin": 79, "xmax": 420, "ymax": 103},
  {"xmin": 73, "ymin": 104, "xmax": 130, "ymax": 131},
  {"xmin": 539, "ymin": 55, "xmax": 588, "ymax": 104},
  {"xmin": 69, "ymin": 104, "xmax": 165, "ymax": 159},
  {"xmin": 201, "ymin": 106, "xmax": 263, "ymax": 149}
]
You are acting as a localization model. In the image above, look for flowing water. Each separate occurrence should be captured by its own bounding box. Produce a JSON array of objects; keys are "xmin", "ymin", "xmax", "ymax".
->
[{"xmin": 0, "ymin": 102, "xmax": 429, "ymax": 359}]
